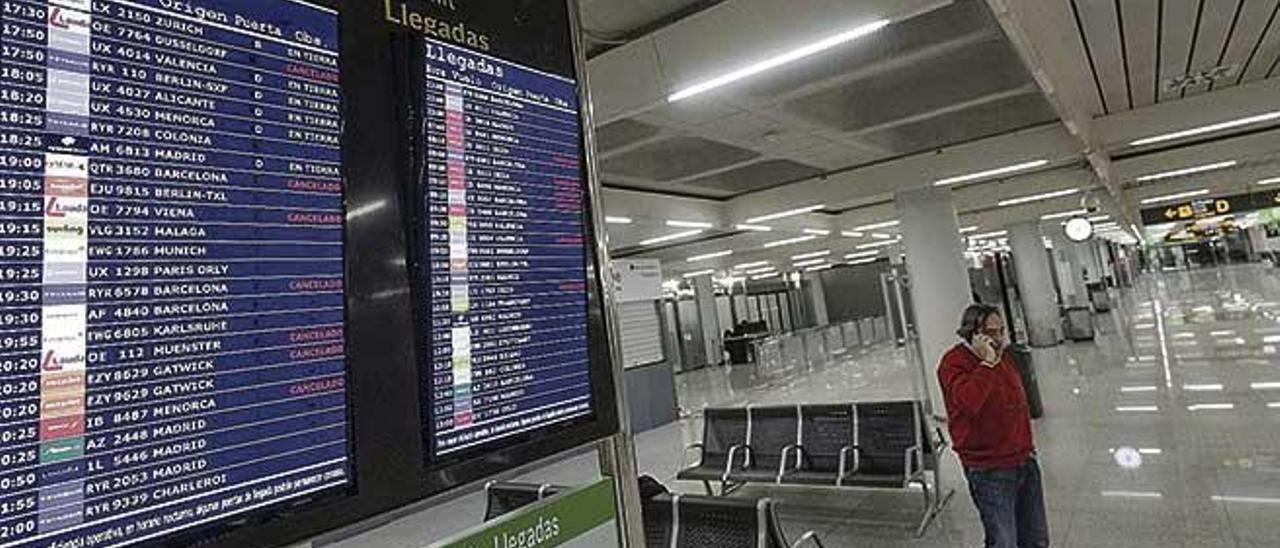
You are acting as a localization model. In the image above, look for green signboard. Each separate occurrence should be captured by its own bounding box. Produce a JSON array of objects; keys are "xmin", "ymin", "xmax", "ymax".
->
[{"xmin": 428, "ymin": 480, "xmax": 618, "ymax": 548}]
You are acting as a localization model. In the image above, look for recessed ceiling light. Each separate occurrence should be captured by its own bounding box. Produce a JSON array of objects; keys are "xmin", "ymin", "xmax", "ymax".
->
[
  {"xmin": 1140, "ymin": 189, "xmax": 1209, "ymax": 205},
  {"xmin": 763, "ymin": 235, "xmax": 818, "ymax": 249},
  {"xmin": 1135, "ymin": 161, "xmax": 1237, "ymax": 182},
  {"xmin": 791, "ymin": 250, "xmax": 831, "ymax": 261},
  {"xmin": 605, "ymin": 216, "xmax": 633, "ymax": 224},
  {"xmin": 640, "ymin": 229, "xmax": 704, "ymax": 246},
  {"xmin": 667, "ymin": 220, "xmax": 714, "ymax": 229},
  {"xmin": 1041, "ymin": 209, "xmax": 1090, "ymax": 221},
  {"xmin": 997, "ymin": 188, "xmax": 1081, "ymax": 207},
  {"xmin": 1129, "ymin": 110, "xmax": 1280, "ymax": 146},
  {"xmin": 736, "ymin": 224, "xmax": 773, "ymax": 232},
  {"xmin": 687, "ymin": 250, "xmax": 733, "ymax": 262},
  {"xmin": 851, "ymin": 220, "xmax": 899, "ymax": 231},
  {"xmin": 744, "ymin": 204, "xmax": 826, "ymax": 224},
  {"xmin": 668, "ymin": 20, "xmax": 890, "ymax": 102},
  {"xmin": 933, "ymin": 159, "xmax": 1049, "ymax": 187}
]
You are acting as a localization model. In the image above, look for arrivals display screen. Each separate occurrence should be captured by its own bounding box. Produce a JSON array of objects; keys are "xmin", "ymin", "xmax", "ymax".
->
[
  {"xmin": 413, "ymin": 13, "xmax": 598, "ymax": 462},
  {"xmin": 0, "ymin": 0, "xmax": 350, "ymax": 546}
]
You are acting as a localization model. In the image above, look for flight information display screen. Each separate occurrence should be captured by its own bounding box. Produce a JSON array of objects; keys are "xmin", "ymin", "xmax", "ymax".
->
[
  {"xmin": 418, "ymin": 37, "xmax": 594, "ymax": 460},
  {"xmin": 0, "ymin": 0, "xmax": 350, "ymax": 546}
]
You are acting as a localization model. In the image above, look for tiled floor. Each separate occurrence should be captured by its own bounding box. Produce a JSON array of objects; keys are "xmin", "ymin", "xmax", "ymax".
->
[
  {"xmin": 648, "ymin": 264, "xmax": 1280, "ymax": 547},
  {"xmin": 331, "ymin": 264, "xmax": 1280, "ymax": 547}
]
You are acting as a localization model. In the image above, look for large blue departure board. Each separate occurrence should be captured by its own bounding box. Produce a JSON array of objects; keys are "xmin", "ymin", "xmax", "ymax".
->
[
  {"xmin": 419, "ymin": 37, "xmax": 594, "ymax": 460},
  {"xmin": 0, "ymin": 1, "xmax": 350, "ymax": 546}
]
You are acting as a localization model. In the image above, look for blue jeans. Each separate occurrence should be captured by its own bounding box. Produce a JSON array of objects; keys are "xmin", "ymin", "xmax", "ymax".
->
[{"xmin": 964, "ymin": 457, "xmax": 1050, "ymax": 548}]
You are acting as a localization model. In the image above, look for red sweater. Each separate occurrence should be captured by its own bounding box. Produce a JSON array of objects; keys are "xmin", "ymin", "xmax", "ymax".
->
[{"xmin": 936, "ymin": 343, "xmax": 1034, "ymax": 470}]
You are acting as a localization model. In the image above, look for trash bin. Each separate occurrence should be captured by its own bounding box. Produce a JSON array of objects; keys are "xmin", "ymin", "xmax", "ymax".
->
[
  {"xmin": 1063, "ymin": 306, "xmax": 1095, "ymax": 341},
  {"xmin": 1009, "ymin": 345, "xmax": 1044, "ymax": 419},
  {"xmin": 1087, "ymin": 282, "xmax": 1111, "ymax": 312}
]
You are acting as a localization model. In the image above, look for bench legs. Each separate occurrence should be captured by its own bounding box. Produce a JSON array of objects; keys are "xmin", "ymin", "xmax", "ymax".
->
[{"xmin": 912, "ymin": 468, "xmax": 955, "ymax": 538}]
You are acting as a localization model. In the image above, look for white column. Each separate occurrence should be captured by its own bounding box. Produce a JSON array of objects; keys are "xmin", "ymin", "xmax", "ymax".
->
[
  {"xmin": 1052, "ymin": 235, "xmax": 1088, "ymax": 307},
  {"xmin": 895, "ymin": 187, "xmax": 969, "ymax": 412},
  {"xmin": 1009, "ymin": 222, "xmax": 1062, "ymax": 347},
  {"xmin": 807, "ymin": 274, "xmax": 829, "ymax": 327},
  {"xmin": 691, "ymin": 275, "xmax": 722, "ymax": 366}
]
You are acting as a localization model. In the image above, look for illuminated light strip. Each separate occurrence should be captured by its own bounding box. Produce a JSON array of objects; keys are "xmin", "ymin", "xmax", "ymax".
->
[
  {"xmin": 1212, "ymin": 495, "xmax": 1280, "ymax": 504},
  {"xmin": 791, "ymin": 250, "xmax": 831, "ymax": 261},
  {"xmin": 1258, "ymin": 177, "xmax": 1280, "ymax": 186},
  {"xmin": 687, "ymin": 250, "xmax": 732, "ymax": 262},
  {"xmin": 736, "ymin": 224, "xmax": 773, "ymax": 232},
  {"xmin": 1138, "ymin": 448, "xmax": 1163, "ymax": 455},
  {"xmin": 1135, "ymin": 160, "xmax": 1237, "ymax": 182},
  {"xmin": 1269, "ymin": 402, "xmax": 1280, "ymax": 408},
  {"xmin": 1182, "ymin": 383, "xmax": 1223, "ymax": 392},
  {"xmin": 996, "ymin": 187, "xmax": 1080, "ymax": 207},
  {"xmin": 733, "ymin": 261, "xmax": 770, "ymax": 270},
  {"xmin": 744, "ymin": 204, "xmax": 826, "ymax": 224},
  {"xmin": 856, "ymin": 239, "xmax": 898, "ymax": 250},
  {"xmin": 933, "ymin": 159, "xmax": 1049, "ymax": 186},
  {"xmin": 745, "ymin": 267, "xmax": 777, "ymax": 276},
  {"xmin": 667, "ymin": 219, "xmax": 714, "ymax": 229},
  {"xmin": 682, "ymin": 269, "xmax": 716, "ymax": 279},
  {"xmin": 1129, "ymin": 111, "xmax": 1280, "ymax": 146},
  {"xmin": 845, "ymin": 250, "xmax": 881, "ymax": 260},
  {"xmin": 751, "ymin": 273, "xmax": 779, "ymax": 281},
  {"xmin": 668, "ymin": 20, "xmax": 890, "ymax": 102},
  {"xmin": 1186, "ymin": 403, "xmax": 1234, "ymax": 411},
  {"xmin": 604, "ymin": 216, "xmax": 633, "ymax": 224},
  {"xmin": 763, "ymin": 235, "xmax": 818, "ymax": 249},
  {"xmin": 1087, "ymin": 215, "xmax": 1111, "ymax": 222},
  {"xmin": 1115, "ymin": 405, "xmax": 1159, "ymax": 412},
  {"xmin": 803, "ymin": 228, "xmax": 832, "ymax": 236},
  {"xmin": 1250, "ymin": 382, "xmax": 1280, "ymax": 390},
  {"xmin": 793, "ymin": 258, "xmax": 829, "ymax": 268},
  {"xmin": 640, "ymin": 229, "xmax": 704, "ymax": 246},
  {"xmin": 805, "ymin": 264, "xmax": 834, "ymax": 273},
  {"xmin": 1041, "ymin": 209, "xmax": 1090, "ymax": 221},
  {"xmin": 846, "ymin": 257, "xmax": 878, "ymax": 266},
  {"xmin": 870, "ymin": 232, "xmax": 894, "ymax": 240},
  {"xmin": 1140, "ymin": 189, "xmax": 1210, "ymax": 205},
  {"xmin": 959, "ymin": 226, "xmax": 980, "ymax": 233},
  {"xmin": 851, "ymin": 219, "xmax": 899, "ymax": 231},
  {"xmin": 1101, "ymin": 490, "xmax": 1163, "ymax": 499},
  {"xmin": 1120, "ymin": 385, "xmax": 1158, "ymax": 393}
]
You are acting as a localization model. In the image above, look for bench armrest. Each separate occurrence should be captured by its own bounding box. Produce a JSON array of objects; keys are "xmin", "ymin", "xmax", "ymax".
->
[
  {"xmin": 776, "ymin": 444, "xmax": 805, "ymax": 482},
  {"xmin": 722, "ymin": 444, "xmax": 750, "ymax": 482},
  {"xmin": 904, "ymin": 444, "xmax": 925, "ymax": 481},
  {"xmin": 836, "ymin": 445, "xmax": 862, "ymax": 486},
  {"xmin": 790, "ymin": 530, "xmax": 826, "ymax": 548},
  {"xmin": 680, "ymin": 443, "xmax": 705, "ymax": 470}
]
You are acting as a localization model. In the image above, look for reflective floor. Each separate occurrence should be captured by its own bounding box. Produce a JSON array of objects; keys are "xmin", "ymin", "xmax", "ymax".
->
[{"xmin": 648, "ymin": 264, "xmax": 1280, "ymax": 547}]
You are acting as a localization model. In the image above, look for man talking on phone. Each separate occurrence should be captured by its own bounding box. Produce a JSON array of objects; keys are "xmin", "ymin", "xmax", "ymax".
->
[{"xmin": 937, "ymin": 304, "xmax": 1049, "ymax": 548}]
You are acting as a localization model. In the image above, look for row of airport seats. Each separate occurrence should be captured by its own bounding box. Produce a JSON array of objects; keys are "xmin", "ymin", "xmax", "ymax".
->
[
  {"xmin": 676, "ymin": 401, "xmax": 953, "ymax": 537},
  {"xmin": 483, "ymin": 479, "xmax": 826, "ymax": 547}
]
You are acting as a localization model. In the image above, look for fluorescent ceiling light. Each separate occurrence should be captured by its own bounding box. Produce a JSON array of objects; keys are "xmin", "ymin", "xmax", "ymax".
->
[
  {"xmin": 640, "ymin": 229, "xmax": 704, "ymax": 246},
  {"xmin": 1129, "ymin": 110, "xmax": 1280, "ymax": 146},
  {"xmin": 969, "ymin": 230, "xmax": 1008, "ymax": 240},
  {"xmin": 751, "ymin": 273, "xmax": 779, "ymax": 281},
  {"xmin": 846, "ymin": 257, "xmax": 878, "ymax": 266},
  {"xmin": 687, "ymin": 250, "xmax": 733, "ymax": 262},
  {"xmin": 682, "ymin": 269, "xmax": 716, "ymax": 278},
  {"xmin": 1115, "ymin": 405, "xmax": 1159, "ymax": 412},
  {"xmin": 804, "ymin": 264, "xmax": 833, "ymax": 273},
  {"xmin": 845, "ymin": 250, "xmax": 881, "ymax": 260},
  {"xmin": 763, "ymin": 235, "xmax": 818, "ymax": 249},
  {"xmin": 736, "ymin": 224, "xmax": 773, "ymax": 232},
  {"xmin": 744, "ymin": 204, "xmax": 825, "ymax": 224},
  {"xmin": 1258, "ymin": 177, "xmax": 1280, "ymax": 186},
  {"xmin": 959, "ymin": 226, "xmax": 980, "ymax": 234},
  {"xmin": 933, "ymin": 159, "xmax": 1049, "ymax": 187},
  {"xmin": 668, "ymin": 20, "xmax": 890, "ymax": 102},
  {"xmin": 1140, "ymin": 189, "xmax": 1210, "ymax": 205},
  {"xmin": 1138, "ymin": 448, "xmax": 1163, "ymax": 455},
  {"xmin": 852, "ymin": 220, "xmax": 899, "ymax": 231},
  {"xmin": 1250, "ymin": 382, "xmax": 1280, "ymax": 390},
  {"xmin": 667, "ymin": 220, "xmax": 714, "ymax": 229},
  {"xmin": 997, "ymin": 187, "xmax": 1080, "ymax": 207},
  {"xmin": 1101, "ymin": 491, "xmax": 1163, "ymax": 499},
  {"xmin": 1187, "ymin": 403, "xmax": 1234, "ymax": 411},
  {"xmin": 745, "ymin": 267, "xmax": 777, "ymax": 276},
  {"xmin": 1182, "ymin": 383, "xmax": 1223, "ymax": 392},
  {"xmin": 1212, "ymin": 495, "xmax": 1280, "ymax": 504},
  {"xmin": 793, "ymin": 258, "xmax": 829, "ymax": 268},
  {"xmin": 1270, "ymin": 402, "xmax": 1280, "ymax": 409},
  {"xmin": 1041, "ymin": 209, "xmax": 1089, "ymax": 221},
  {"xmin": 1135, "ymin": 160, "xmax": 1237, "ymax": 182},
  {"xmin": 791, "ymin": 250, "xmax": 831, "ymax": 261},
  {"xmin": 870, "ymin": 232, "xmax": 894, "ymax": 240},
  {"xmin": 1087, "ymin": 215, "xmax": 1111, "ymax": 222},
  {"xmin": 733, "ymin": 261, "xmax": 770, "ymax": 270},
  {"xmin": 856, "ymin": 240, "xmax": 898, "ymax": 250},
  {"xmin": 841, "ymin": 230, "xmax": 865, "ymax": 238},
  {"xmin": 1120, "ymin": 385, "xmax": 1158, "ymax": 393},
  {"xmin": 802, "ymin": 228, "xmax": 831, "ymax": 236},
  {"xmin": 605, "ymin": 216, "xmax": 633, "ymax": 224}
]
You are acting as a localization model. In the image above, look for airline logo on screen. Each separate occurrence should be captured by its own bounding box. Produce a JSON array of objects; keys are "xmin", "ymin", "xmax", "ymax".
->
[{"xmin": 39, "ymin": 0, "xmax": 93, "ymax": 535}]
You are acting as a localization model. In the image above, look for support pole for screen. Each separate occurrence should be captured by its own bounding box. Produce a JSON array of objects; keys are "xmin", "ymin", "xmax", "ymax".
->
[{"xmin": 568, "ymin": 0, "xmax": 649, "ymax": 542}]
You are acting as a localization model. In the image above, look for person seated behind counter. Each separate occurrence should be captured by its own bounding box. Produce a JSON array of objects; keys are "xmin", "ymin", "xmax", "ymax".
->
[{"xmin": 937, "ymin": 304, "xmax": 1049, "ymax": 548}]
